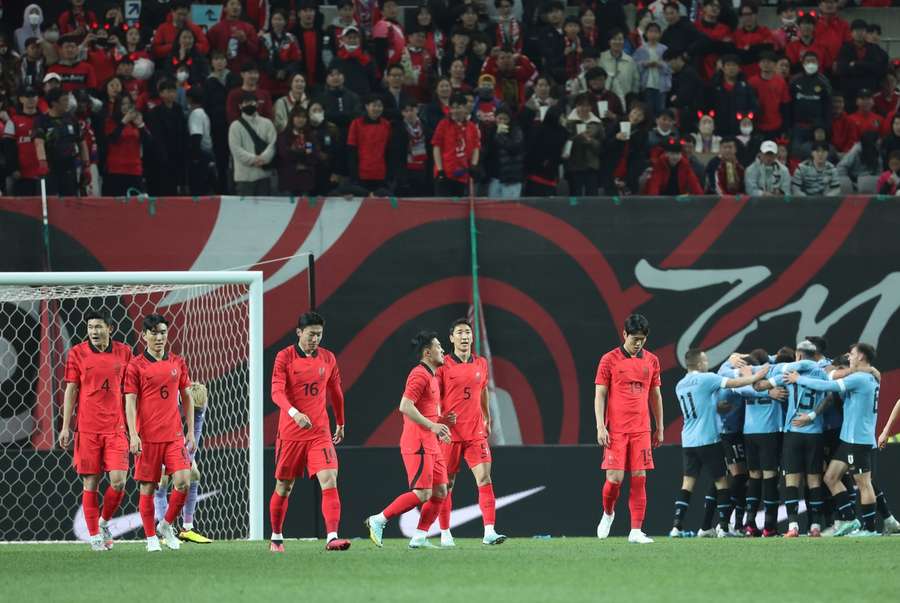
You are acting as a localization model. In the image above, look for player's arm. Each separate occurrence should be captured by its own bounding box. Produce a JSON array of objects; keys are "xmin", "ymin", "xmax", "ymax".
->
[
  {"xmin": 722, "ymin": 364, "xmax": 769, "ymax": 389},
  {"xmin": 831, "ymin": 366, "xmax": 881, "ymax": 382},
  {"xmin": 650, "ymin": 385, "xmax": 664, "ymax": 447},
  {"xmin": 878, "ymin": 397, "xmax": 900, "ymax": 448},
  {"xmin": 58, "ymin": 382, "xmax": 78, "ymax": 448},
  {"xmin": 481, "ymin": 387, "xmax": 491, "ymax": 437},
  {"xmin": 784, "ymin": 372, "xmax": 845, "ymax": 392},
  {"xmin": 327, "ymin": 363, "xmax": 346, "ymax": 444},
  {"xmin": 181, "ymin": 386, "xmax": 196, "ymax": 453},
  {"xmin": 594, "ymin": 384, "xmax": 609, "ymax": 446},
  {"xmin": 271, "ymin": 351, "xmax": 312, "ymax": 429},
  {"xmin": 792, "ymin": 392, "xmax": 836, "ymax": 428},
  {"xmin": 125, "ymin": 392, "xmax": 141, "ymax": 454},
  {"xmin": 398, "ymin": 396, "xmax": 451, "ymax": 443}
]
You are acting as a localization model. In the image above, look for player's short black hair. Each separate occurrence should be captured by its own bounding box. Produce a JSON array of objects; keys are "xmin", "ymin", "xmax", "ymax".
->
[
  {"xmin": 85, "ymin": 309, "xmax": 112, "ymax": 326},
  {"xmin": 623, "ymin": 314, "xmax": 650, "ymax": 336},
  {"xmin": 298, "ymin": 311, "xmax": 325, "ymax": 330},
  {"xmin": 805, "ymin": 336, "xmax": 827, "ymax": 355},
  {"xmin": 853, "ymin": 342, "xmax": 876, "ymax": 364},
  {"xmin": 142, "ymin": 314, "xmax": 169, "ymax": 332},
  {"xmin": 748, "ymin": 348, "xmax": 769, "ymax": 366},
  {"xmin": 411, "ymin": 330, "xmax": 439, "ymax": 361},
  {"xmin": 775, "ymin": 346, "xmax": 795, "ymax": 364},
  {"xmin": 449, "ymin": 318, "xmax": 472, "ymax": 333},
  {"xmin": 832, "ymin": 353, "xmax": 850, "ymax": 368},
  {"xmin": 684, "ymin": 348, "xmax": 704, "ymax": 368}
]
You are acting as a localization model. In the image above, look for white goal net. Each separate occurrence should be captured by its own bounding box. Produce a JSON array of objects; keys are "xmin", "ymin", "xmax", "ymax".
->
[{"xmin": 0, "ymin": 272, "xmax": 263, "ymax": 541}]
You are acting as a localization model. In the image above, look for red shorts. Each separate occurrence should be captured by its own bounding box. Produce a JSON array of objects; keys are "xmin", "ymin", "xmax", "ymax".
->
[
  {"xmin": 402, "ymin": 449, "xmax": 448, "ymax": 490},
  {"xmin": 441, "ymin": 438, "xmax": 492, "ymax": 475},
  {"xmin": 275, "ymin": 436, "xmax": 338, "ymax": 480},
  {"xmin": 602, "ymin": 431, "xmax": 654, "ymax": 471},
  {"xmin": 134, "ymin": 440, "xmax": 192, "ymax": 483},
  {"xmin": 73, "ymin": 432, "xmax": 130, "ymax": 475}
]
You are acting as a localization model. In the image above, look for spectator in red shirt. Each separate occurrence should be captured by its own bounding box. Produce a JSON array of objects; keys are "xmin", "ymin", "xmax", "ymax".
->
[
  {"xmin": 58, "ymin": 0, "xmax": 97, "ymax": 37},
  {"xmin": 480, "ymin": 45, "xmax": 537, "ymax": 114},
  {"xmin": 4, "ymin": 86, "xmax": 46, "ymax": 195},
  {"xmin": 296, "ymin": 1, "xmax": 327, "ymax": 88},
  {"xmin": 644, "ymin": 136, "xmax": 704, "ymax": 195},
  {"xmin": 371, "ymin": 0, "xmax": 406, "ymax": 73},
  {"xmin": 873, "ymin": 72, "xmax": 899, "ymax": 118},
  {"xmin": 151, "ymin": 1, "xmax": 210, "ymax": 60},
  {"xmin": 849, "ymin": 89, "xmax": 885, "ymax": 137},
  {"xmin": 748, "ymin": 51, "xmax": 789, "ymax": 138},
  {"xmin": 49, "ymin": 35, "xmax": 98, "ymax": 92},
  {"xmin": 432, "ymin": 93, "xmax": 481, "ymax": 197},
  {"xmin": 786, "ymin": 14, "xmax": 831, "ymax": 73},
  {"xmin": 103, "ymin": 95, "xmax": 150, "ymax": 196},
  {"xmin": 404, "ymin": 26, "xmax": 436, "ymax": 103},
  {"xmin": 876, "ymin": 150, "xmax": 900, "ymax": 194},
  {"xmin": 830, "ymin": 93, "xmax": 859, "ymax": 153},
  {"xmin": 207, "ymin": 0, "xmax": 260, "ymax": 74},
  {"xmin": 772, "ymin": 2, "xmax": 799, "ymax": 50},
  {"xmin": 733, "ymin": 3, "xmax": 774, "ymax": 80},
  {"xmin": 695, "ymin": 0, "xmax": 733, "ymax": 82},
  {"xmin": 226, "ymin": 62, "xmax": 274, "ymax": 124},
  {"xmin": 347, "ymin": 94, "xmax": 393, "ymax": 193},
  {"xmin": 814, "ymin": 0, "xmax": 850, "ymax": 63}
]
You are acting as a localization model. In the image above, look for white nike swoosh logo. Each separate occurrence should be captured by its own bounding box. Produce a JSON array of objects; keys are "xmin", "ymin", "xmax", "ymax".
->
[
  {"xmin": 399, "ymin": 486, "xmax": 545, "ymax": 537},
  {"xmin": 72, "ymin": 490, "xmax": 219, "ymax": 541}
]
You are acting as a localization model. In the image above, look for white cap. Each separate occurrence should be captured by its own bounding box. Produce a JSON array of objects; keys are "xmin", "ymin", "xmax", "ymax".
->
[
  {"xmin": 43, "ymin": 72, "xmax": 62, "ymax": 83},
  {"xmin": 760, "ymin": 140, "xmax": 778, "ymax": 154}
]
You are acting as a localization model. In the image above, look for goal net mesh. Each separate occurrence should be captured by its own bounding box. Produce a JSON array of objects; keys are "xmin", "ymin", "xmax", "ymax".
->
[{"xmin": 0, "ymin": 282, "xmax": 251, "ymax": 541}]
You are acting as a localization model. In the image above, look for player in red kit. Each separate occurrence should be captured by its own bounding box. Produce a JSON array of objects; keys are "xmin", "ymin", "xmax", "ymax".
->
[
  {"xmin": 428, "ymin": 318, "xmax": 506, "ymax": 546},
  {"xmin": 366, "ymin": 331, "xmax": 452, "ymax": 549},
  {"xmin": 59, "ymin": 310, "xmax": 133, "ymax": 551},
  {"xmin": 125, "ymin": 314, "xmax": 196, "ymax": 552},
  {"xmin": 595, "ymin": 314, "xmax": 664, "ymax": 544},
  {"xmin": 268, "ymin": 312, "xmax": 350, "ymax": 553}
]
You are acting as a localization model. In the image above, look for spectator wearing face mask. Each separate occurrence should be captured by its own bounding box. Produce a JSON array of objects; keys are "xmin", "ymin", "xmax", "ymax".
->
[
  {"xmin": 789, "ymin": 52, "xmax": 832, "ymax": 156},
  {"xmin": 691, "ymin": 114, "xmax": 722, "ymax": 163},
  {"xmin": 228, "ymin": 91, "xmax": 277, "ymax": 196},
  {"xmin": 745, "ymin": 139, "xmax": 791, "ymax": 196},
  {"xmin": 226, "ymin": 62, "xmax": 274, "ymax": 124},
  {"xmin": 330, "ymin": 25, "xmax": 379, "ymax": 97},
  {"xmin": 307, "ymin": 100, "xmax": 345, "ymax": 195},
  {"xmin": 15, "ymin": 4, "xmax": 44, "ymax": 54}
]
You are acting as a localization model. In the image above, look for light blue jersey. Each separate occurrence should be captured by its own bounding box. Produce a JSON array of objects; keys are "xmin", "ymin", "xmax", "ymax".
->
[
  {"xmin": 676, "ymin": 372, "xmax": 729, "ymax": 448},
  {"xmin": 772, "ymin": 360, "xmax": 826, "ymax": 434},
  {"xmin": 796, "ymin": 372, "xmax": 879, "ymax": 446},
  {"xmin": 743, "ymin": 364, "xmax": 786, "ymax": 434}
]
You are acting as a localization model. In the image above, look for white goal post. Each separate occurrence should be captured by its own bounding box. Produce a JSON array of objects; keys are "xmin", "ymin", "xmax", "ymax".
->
[{"xmin": 0, "ymin": 271, "xmax": 264, "ymax": 541}]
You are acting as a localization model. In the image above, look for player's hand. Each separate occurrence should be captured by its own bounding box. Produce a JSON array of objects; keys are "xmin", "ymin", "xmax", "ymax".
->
[
  {"xmin": 653, "ymin": 426, "xmax": 664, "ymax": 448},
  {"xmin": 439, "ymin": 411, "xmax": 457, "ymax": 426},
  {"xmin": 596, "ymin": 425, "xmax": 610, "ymax": 447},
  {"xmin": 332, "ymin": 424, "xmax": 345, "ymax": 445},
  {"xmin": 292, "ymin": 412, "xmax": 312, "ymax": 429},
  {"xmin": 784, "ymin": 371, "xmax": 800, "ymax": 384},
  {"xmin": 430, "ymin": 421, "xmax": 451, "ymax": 444},
  {"xmin": 791, "ymin": 413, "xmax": 813, "ymax": 427},
  {"xmin": 769, "ymin": 386, "xmax": 788, "ymax": 402},
  {"xmin": 58, "ymin": 427, "xmax": 72, "ymax": 449},
  {"xmin": 866, "ymin": 366, "xmax": 881, "ymax": 382},
  {"xmin": 185, "ymin": 432, "xmax": 197, "ymax": 455},
  {"xmin": 728, "ymin": 353, "xmax": 748, "ymax": 368},
  {"xmin": 878, "ymin": 431, "xmax": 889, "ymax": 449},
  {"xmin": 130, "ymin": 434, "xmax": 142, "ymax": 455}
]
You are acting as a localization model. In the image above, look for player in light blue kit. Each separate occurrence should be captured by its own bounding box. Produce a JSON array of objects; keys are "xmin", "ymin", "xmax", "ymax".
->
[
  {"xmin": 785, "ymin": 343, "xmax": 879, "ymax": 537},
  {"xmin": 669, "ymin": 350, "xmax": 769, "ymax": 538}
]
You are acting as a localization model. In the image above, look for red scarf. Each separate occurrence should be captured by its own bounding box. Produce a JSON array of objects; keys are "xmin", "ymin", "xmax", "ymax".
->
[
  {"xmin": 338, "ymin": 46, "xmax": 372, "ymax": 66},
  {"xmin": 496, "ymin": 18, "xmax": 521, "ymax": 48},
  {"xmin": 405, "ymin": 119, "xmax": 426, "ymax": 169}
]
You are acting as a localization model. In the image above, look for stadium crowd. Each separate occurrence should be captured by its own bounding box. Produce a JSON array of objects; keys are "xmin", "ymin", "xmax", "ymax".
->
[{"xmin": 2, "ymin": 0, "xmax": 900, "ymax": 198}]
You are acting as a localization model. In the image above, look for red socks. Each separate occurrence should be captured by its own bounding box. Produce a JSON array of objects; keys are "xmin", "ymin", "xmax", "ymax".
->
[
  {"xmin": 269, "ymin": 492, "xmax": 289, "ymax": 535},
  {"xmin": 321, "ymin": 487, "xmax": 341, "ymax": 534},
  {"xmin": 602, "ymin": 480, "xmax": 621, "ymax": 515},
  {"xmin": 139, "ymin": 493, "xmax": 156, "ymax": 537},
  {"xmin": 417, "ymin": 494, "xmax": 446, "ymax": 531},
  {"xmin": 478, "ymin": 484, "xmax": 497, "ymax": 526},
  {"xmin": 100, "ymin": 486, "xmax": 125, "ymax": 521},
  {"xmin": 383, "ymin": 491, "xmax": 422, "ymax": 520},
  {"xmin": 82, "ymin": 490, "xmax": 100, "ymax": 537},
  {"xmin": 438, "ymin": 491, "xmax": 453, "ymax": 530},
  {"xmin": 164, "ymin": 488, "xmax": 188, "ymax": 525},
  {"xmin": 629, "ymin": 475, "xmax": 647, "ymax": 529}
]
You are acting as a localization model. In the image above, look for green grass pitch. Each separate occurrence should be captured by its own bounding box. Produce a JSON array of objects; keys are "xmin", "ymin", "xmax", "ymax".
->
[{"xmin": 3, "ymin": 538, "xmax": 899, "ymax": 602}]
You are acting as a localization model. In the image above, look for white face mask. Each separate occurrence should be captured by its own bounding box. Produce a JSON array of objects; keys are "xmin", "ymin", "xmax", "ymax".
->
[
  {"xmin": 344, "ymin": 44, "xmax": 359, "ymax": 52},
  {"xmin": 68, "ymin": 94, "xmax": 77, "ymax": 112},
  {"xmin": 699, "ymin": 123, "xmax": 714, "ymax": 135},
  {"xmin": 44, "ymin": 30, "xmax": 60, "ymax": 43},
  {"xmin": 740, "ymin": 124, "xmax": 753, "ymax": 135},
  {"xmin": 29, "ymin": 13, "xmax": 42, "ymax": 27},
  {"xmin": 781, "ymin": 16, "xmax": 796, "ymax": 25},
  {"xmin": 804, "ymin": 62, "xmax": 818, "ymax": 75},
  {"xmin": 176, "ymin": 71, "xmax": 189, "ymax": 83},
  {"xmin": 310, "ymin": 111, "xmax": 324, "ymax": 125},
  {"xmin": 658, "ymin": 127, "xmax": 672, "ymax": 136}
]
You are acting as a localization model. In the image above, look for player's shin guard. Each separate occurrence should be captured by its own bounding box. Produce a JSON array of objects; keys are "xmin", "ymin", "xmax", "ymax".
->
[
  {"xmin": 383, "ymin": 491, "xmax": 422, "ymax": 520},
  {"xmin": 416, "ymin": 494, "xmax": 446, "ymax": 531},
  {"xmin": 860, "ymin": 503, "xmax": 877, "ymax": 532},
  {"xmin": 701, "ymin": 484, "xmax": 716, "ymax": 531},
  {"xmin": 731, "ymin": 474, "xmax": 748, "ymax": 528},
  {"xmin": 182, "ymin": 481, "xmax": 200, "ymax": 527},
  {"xmin": 139, "ymin": 493, "xmax": 157, "ymax": 537},
  {"xmin": 269, "ymin": 492, "xmax": 289, "ymax": 535},
  {"xmin": 833, "ymin": 489, "xmax": 856, "ymax": 521},
  {"xmin": 100, "ymin": 486, "xmax": 125, "ymax": 521},
  {"xmin": 808, "ymin": 486, "xmax": 824, "ymax": 528},
  {"xmin": 321, "ymin": 487, "xmax": 341, "ymax": 535},
  {"xmin": 629, "ymin": 475, "xmax": 647, "ymax": 530},
  {"xmin": 438, "ymin": 491, "xmax": 453, "ymax": 531},
  {"xmin": 745, "ymin": 478, "xmax": 761, "ymax": 527},
  {"xmin": 762, "ymin": 477, "xmax": 779, "ymax": 530},
  {"xmin": 164, "ymin": 488, "xmax": 188, "ymax": 525},
  {"xmin": 478, "ymin": 484, "xmax": 497, "ymax": 526},
  {"xmin": 673, "ymin": 489, "xmax": 691, "ymax": 530},
  {"xmin": 154, "ymin": 486, "xmax": 168, "ymax": 522},
  {"xmin": 784, "ymin": 486, "xmax": 800, "ymax": 526},
  {"xmin": 82, "ymin": 490, "xmax": 100, "ymax": 536},
  {"xmin": 716, "ymin": 489, "xmax": 731, "ymax": 530},
  {"xmin": 602, "ymin": 480, "xmax": 622, "ymax": 515}
]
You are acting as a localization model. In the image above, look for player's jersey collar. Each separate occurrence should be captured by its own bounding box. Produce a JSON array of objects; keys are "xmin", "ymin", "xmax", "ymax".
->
[
  {"xmin": 418, "ymin": 362, "xmax": 435, "ymax": 376},
  {"xmin": 450, "ymin": 353, "xmax": 475, "ymax": 364},
  {"xmin": 143, "ymin": 350, "xmax": 169, "ymax": 362},
  {"xmin": 620, "ymin": 345, "xmax": 644, "ymax": 359},
  {"xmin": 296, "ymin": 344, "xmax": 318, "ymax": 358},
  {"xmin": 88, "ymin": 340, "xmax": 114, "ymax": 354}
]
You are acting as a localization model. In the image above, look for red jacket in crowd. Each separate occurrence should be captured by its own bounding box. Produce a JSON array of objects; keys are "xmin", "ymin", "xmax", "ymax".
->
[
  {"xmin": 432, "ymin": 117, "xmax": 481, "ymax": 183},
  {"xmin": 644, "ymin": 155, "xmax": 704, "ymax": 195},
  {"xmin": 58, "ymin": 8, "xmax": 98, "ymax": 35},
  {"xmin": 347, "ymin": 116, "xmax": 392, "ymax": 181},
  {"xmin": 207, "ymin": 15, "xmax": 260, "ymax": 73},
  {"xmin": 152, "ymin": 13, "xmax": 210, "ymax": 59},
  {"xmin": 104, "ymin": 118, "xmax": 144, "ymax": 176},
  {"xmin": 480, "ymin": 55, "xmax": 537, "ymax": 112},
  {"xmin": 832, "ymin": 112, "xmax": 860, "ymax": 152},
  {"xmin": 4, "ymin": 111, "xmax": 46, "ymax": 179},
  {"xmin": 734, "ymin": 26, "xmax": 775, "ymax": 79},
  {"xmin": 815, "ymin": 14, "xmax": 851, "ymax": 63},
  {"xmin": 849, "ymin": 110, "xmax": 885, "ymax": 137},
  {"xmin": 749, "ymin": 73, "xmax": 790, "ymax": 133},
  {"xmin": 696, "ymin": 20, "xmax": 732, "ymax": 81}
]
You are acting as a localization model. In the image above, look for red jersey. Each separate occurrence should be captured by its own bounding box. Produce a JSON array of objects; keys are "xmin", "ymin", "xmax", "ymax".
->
[
  {"xmin": 815, "ymin": 15, "xmax": 851, "ymax": 63},
  {"xmin": 271, "ymin": 345, "xmax": 345, "ymax": 442},
  {"xmin": 748, "ymin": 74, "xmax": 790, "ymax": 132},
  {"xmin": 48, "ymin": 61, "xmax": 98, "ymax": 92},
  {"xmin": 124, "ymin": 352, "xmax": 190, "ymax": 443},
  {"xmin": 104, "ymin": 119, "xmax": 143, "ymax": 176},
  {"xmin": 595, "ymin": 346, "xmax": 661, "ymax": 433},
  {"xmin": 696, "ymin": 20, "xmax": 733, "ymax": 81},
  {"xmin": 734, "ymin": 26, "xmax": 774, "ymax": 79},
  {"xmin": 437, "ymin": 353, "xmax": 489, "ymax": 441},
  {"xmin": 347, "ymin": 116, "xmax": 392, "ymax": 180},
  {"xmin": 832, "ymin": 113, "xmax": 860, "ymax": 152},
  {"xmin": 64, "ymin": 341, "xmax": 133, "ymax": 434},
  {"xmin": 432, "ymin": 118, "xmax": 481, "ymax": 183},
  {"xmin": 399, "ymin": 363, "xmax": 441, "ymax": 454},
  {"xmin": 3, "ymin": 112, "xmax": 45, "ymax": 179},
  {"xmin": 849, "ymin": 110, "xmax": 884, "ymax": 137}
]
